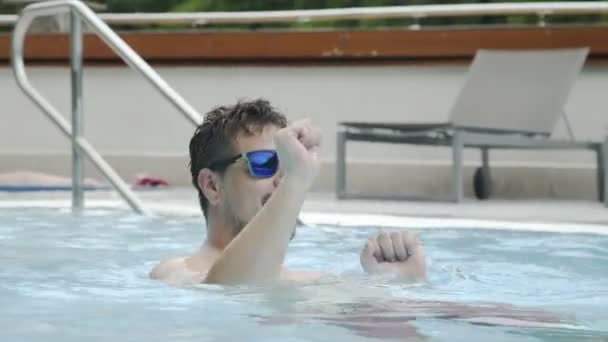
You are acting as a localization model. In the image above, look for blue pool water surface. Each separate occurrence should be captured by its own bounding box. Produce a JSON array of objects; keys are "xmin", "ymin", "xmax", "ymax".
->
[{"xmin": 1, "ymin": 208, "xmax": 607, "ymax": 341}]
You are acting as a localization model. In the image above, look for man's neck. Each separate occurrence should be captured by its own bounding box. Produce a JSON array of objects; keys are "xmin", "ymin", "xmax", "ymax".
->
[{"xmin": 204, "ymin": 212, "xmax": 236, "ymax": 251}]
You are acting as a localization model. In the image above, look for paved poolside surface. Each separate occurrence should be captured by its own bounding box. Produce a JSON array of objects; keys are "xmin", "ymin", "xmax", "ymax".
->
[{"xmin": 2, "ymin": 187, "xmax": 607, "ymax": 233}]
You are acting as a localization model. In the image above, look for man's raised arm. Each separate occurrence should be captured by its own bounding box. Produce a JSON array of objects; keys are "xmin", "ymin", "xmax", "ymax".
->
[{"xmin": 205, "ymin": 119, "xmax": 321, "ymax": 285}]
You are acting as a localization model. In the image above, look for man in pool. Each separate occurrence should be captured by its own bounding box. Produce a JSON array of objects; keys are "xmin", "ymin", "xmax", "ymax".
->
[
  {"xmin": 150, "ymin": 99, "xmax": 426, "ymax": 285},
  {"xmin": 149, "ymin": 99, "xmax": 568, "ymax": 335}
]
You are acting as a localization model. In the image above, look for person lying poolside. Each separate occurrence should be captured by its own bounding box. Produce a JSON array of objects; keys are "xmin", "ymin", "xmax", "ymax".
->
[{"xmin": 0, "ymin": 171, "xmax": 102, "ymax": 187}]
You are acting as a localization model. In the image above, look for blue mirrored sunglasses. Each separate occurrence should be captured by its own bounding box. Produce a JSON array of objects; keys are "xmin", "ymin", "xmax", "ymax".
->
[{"xmin": 208, "ymin": 149, "xmax": 279, "ymax": 179}]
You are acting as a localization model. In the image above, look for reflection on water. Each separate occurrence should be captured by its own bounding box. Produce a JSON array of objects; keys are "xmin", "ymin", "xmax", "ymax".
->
[{"xmin": 0, "ymin": 208, "xmax": 607, "ymax": 341}]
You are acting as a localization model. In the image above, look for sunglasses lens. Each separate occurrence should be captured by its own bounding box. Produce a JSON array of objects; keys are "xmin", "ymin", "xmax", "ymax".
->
[{"xmin": 247, "ymin": 151, "xmax": 278, "ymax": 178}]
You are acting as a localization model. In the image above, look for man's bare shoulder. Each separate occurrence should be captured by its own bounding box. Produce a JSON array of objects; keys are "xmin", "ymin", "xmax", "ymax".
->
[{"xmin": 149, "ymin": 257, "xmax": 205, "ymax": 285}]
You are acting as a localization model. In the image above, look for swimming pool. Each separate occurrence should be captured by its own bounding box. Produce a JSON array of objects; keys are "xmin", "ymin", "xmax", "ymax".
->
[{"xmin": 1, "ymin": 208, "xmax": 607, "ymax": 341}]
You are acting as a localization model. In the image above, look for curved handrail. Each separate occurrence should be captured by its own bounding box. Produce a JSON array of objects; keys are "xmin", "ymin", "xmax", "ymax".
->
[
  {"xmin": 13, "ymin": 0, "xmax": 202, "ymax": 126},
  {"xmin": 1, "ymin": 2, "xmax": 608, "ymax": 27},
  {"xmin": 12, "ymin": 0, "xmax": 204, "ymax": 214}
]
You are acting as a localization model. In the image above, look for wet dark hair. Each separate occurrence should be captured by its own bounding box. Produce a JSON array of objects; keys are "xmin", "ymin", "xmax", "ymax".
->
[{"xmin": 189, "ymin": 99, "xmax": 287, "ymax": 219}]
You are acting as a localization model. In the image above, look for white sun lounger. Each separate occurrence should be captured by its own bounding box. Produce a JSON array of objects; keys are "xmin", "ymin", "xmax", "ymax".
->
[{"xmin": 336, "ymin": 48, "xmax": 607, "ymax": 204}]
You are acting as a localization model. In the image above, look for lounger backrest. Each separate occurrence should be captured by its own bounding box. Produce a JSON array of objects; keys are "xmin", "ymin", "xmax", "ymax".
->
[{"xmin": 449, "ymin": 48, "xmax": 589, "ymax": 135}]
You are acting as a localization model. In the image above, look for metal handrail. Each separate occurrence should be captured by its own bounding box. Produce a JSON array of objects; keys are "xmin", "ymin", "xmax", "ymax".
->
[
  {"xmin": 11, "ymin": 0, "xmax": 204, "ymax": 215},
  {"xmin": 1, "ymin": 2, "xmax": 608, "ymax": 27}
]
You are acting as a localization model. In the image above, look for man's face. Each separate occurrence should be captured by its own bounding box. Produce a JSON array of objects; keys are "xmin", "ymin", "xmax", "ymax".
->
[{"xmin": 218, "ymin": 125, "xmax": 282, "ymax": 236}]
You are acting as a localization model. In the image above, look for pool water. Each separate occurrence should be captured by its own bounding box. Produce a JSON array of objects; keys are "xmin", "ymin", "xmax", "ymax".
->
[{"xmin": 1, "ymin": 208, "xmax": 607, "ymax": 341}]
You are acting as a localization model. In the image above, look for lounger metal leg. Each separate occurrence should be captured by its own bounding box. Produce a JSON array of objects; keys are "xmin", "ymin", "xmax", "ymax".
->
[
  {"xmin": 602, "ymin": 137, "xmax": 608, "ymax": 207},
  {"xmin": 451, "ymin": 130, "xmax": 464, "ymax": 202},
  {"xmin": 481, "ymin": 147, "xmax": 493, "ymax": 198},
  {"xmin": 596, "ymin": 143, "xmax": 605, "ymax": 203},
  {"xmin": 336, "ymin": 130, "xmax": 347, "ymax": 199}
]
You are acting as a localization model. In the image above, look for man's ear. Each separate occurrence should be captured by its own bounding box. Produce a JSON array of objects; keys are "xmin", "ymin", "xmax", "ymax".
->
[{"xmin": 198, "ymin": 168, "xmax": 222, "ymax": 206}]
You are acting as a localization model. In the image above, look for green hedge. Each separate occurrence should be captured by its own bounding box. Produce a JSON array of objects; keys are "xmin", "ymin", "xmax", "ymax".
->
[{"xmin": 2, "ymin": 1, "xmax": 606, "ymax": 29}]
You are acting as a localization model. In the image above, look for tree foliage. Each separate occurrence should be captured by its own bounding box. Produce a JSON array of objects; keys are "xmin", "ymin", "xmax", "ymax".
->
[
  {"xmin": 2, "ymin": 1, "xmax": 605, "ymax": 28},
  {"xmin": 108, "ymin": 0, "xmax": 608, "ymax": 28}
]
